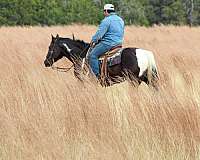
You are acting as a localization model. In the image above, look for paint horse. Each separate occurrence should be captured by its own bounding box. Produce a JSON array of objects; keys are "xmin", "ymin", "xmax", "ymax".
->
[{"xmin": 44, "ymin": 34, "xmax": 159, "ymax": 88}]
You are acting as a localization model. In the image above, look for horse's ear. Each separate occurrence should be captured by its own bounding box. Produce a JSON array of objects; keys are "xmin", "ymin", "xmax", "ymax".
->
[
  {"xmin": 72, "ymin": 34, "xmax": 75, "ymax": 40},
  {"xmin": 51, "ymin": 34, "xmax": 54, "ymax": 40},
  {"xmin": 56, "ymin": 34, "xmax": 59, "ymax": 38}
]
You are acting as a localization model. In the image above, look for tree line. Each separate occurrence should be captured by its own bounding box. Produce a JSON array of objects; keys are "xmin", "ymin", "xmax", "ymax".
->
[{"xmin": 0, "ymin": 0, "xmax": 199, "ymax": 26}]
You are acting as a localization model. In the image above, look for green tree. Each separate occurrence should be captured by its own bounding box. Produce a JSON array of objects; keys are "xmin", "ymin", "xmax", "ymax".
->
[
  {"xmin": 186, "ymin": 0, "xmax": 194, "ymax": 26},
  {"xmin": 0, "ymin": 0, "xmax": 19, "ymax": 25},
  {"xmin": 66, "ymin": 0, "xmax": 102, "ymax": 24},
  {"xmin": 189, "ymin": 0, "xmax": 200, "ymax": 25},
  {"xmin": 0, "ymin": 0, "xmax": 200, "ymax": 26},
  {"xmin": 118, "ymin": 0, "xmax": 149, "ymax": 25},
  {"xmin": 148, "ymin": 0, "xmax": 187, "ymax": 25},
  {"xmin": 162, "ymin": 0, "xmax": 186, "ymax": 25}
]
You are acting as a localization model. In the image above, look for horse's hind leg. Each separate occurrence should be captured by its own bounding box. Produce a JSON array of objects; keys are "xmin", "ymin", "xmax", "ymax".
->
[
  {"xmin": 140, "ymin": 72, "xmax": 159, "ymax": 90},
  {"xmin": 139, "ymin": 72, "xmax": 149, "ymax": 85},
  {"xmin": 150, "ymin": 78, "xmax": 159, "ymax": 91}
]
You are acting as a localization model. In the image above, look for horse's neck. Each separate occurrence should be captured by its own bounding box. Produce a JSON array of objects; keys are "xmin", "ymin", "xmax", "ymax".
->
[
  {"xmin": 61, "ymin": 38, "xmax": 89, "ymax": 59},
  {"xmin": 72, "ymin": 42, "xmax": 89, "ymax": 59}
]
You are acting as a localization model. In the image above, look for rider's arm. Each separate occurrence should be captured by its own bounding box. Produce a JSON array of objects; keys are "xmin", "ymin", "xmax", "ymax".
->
[{"xmin": 92, "ymin": 18, "xmax": 110, "ymax": 44}]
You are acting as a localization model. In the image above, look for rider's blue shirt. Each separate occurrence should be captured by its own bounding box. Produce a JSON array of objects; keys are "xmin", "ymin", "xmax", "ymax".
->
[{"xmin": 92, "ymin": 13, "xmax": 124, "ymax": 46}]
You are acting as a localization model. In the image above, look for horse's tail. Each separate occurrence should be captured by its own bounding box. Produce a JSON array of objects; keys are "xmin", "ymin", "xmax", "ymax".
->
[{"xmin": 147, "ymin": 51, "xmax": 159, "ymax": 85}]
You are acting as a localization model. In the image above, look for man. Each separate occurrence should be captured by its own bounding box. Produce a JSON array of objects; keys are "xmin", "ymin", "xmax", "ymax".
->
[{"xmin": 88, "ymin": 4, "xmax": 125, "ymax": 77}]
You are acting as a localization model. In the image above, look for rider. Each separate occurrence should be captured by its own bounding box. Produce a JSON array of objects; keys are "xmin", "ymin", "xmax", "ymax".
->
[{"xmin": 88, "ymin": 4, "xmax": 125, "ymax": 78}]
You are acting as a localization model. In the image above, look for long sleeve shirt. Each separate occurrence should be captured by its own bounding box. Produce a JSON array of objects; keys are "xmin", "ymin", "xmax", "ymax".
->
[{"xmin": 92, "ymin": 13, "xmax": 124, "ymax": 46}]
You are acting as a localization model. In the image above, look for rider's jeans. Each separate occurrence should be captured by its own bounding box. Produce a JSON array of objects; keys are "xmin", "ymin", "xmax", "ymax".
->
[{"xmin": 88, "ymin": 43, "xmax": 113, "ymax": 77}]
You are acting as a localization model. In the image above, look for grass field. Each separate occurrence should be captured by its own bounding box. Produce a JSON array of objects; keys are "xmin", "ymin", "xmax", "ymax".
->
[{"xmin": 0, "ymin": 25, "xmax": 200, "ymax": 159}]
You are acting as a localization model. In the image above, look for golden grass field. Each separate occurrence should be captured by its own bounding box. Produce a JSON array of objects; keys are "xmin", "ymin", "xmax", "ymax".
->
[{"xmin": 0, "ymin": 25, "xmax": 200, "ymax": 159}]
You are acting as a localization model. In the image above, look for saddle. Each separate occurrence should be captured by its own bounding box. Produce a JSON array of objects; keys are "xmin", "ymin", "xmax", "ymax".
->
[
  {"xmin": 99, "ymin": 45, "xmax": 122, "ymax": 82},
  {"xmin": 99, "ymin": 45, "xmax": 122, "ymax": 60}
]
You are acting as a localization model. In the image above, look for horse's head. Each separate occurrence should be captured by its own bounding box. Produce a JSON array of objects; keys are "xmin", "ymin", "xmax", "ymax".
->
[
  {"xmin": 44, "ymin": 34, "xmax": 89, "ymax": 67},
  {"xmin": 44, "ymin": 34, "xmax": 65, "ymax": 67}
]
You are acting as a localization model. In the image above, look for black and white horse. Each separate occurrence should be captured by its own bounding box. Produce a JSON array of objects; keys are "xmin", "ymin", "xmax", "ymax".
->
[{"xmin": 44, "ymin": 34, "xmax": 159, "ymax": 87}]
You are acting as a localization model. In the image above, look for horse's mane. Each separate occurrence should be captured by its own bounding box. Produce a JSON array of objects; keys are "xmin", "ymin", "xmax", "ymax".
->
[
  {"xmin": 74, "ymin": 39, "xmax": 89, "ymax": 49},
  {"xmin": 58, "ymin": 37, "xmax": 89, "ymax": 50}
]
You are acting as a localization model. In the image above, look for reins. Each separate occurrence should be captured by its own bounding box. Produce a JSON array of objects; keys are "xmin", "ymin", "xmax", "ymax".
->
[
  {"xmin": 51, "ymin": 65, "xmax": 74, "ymax": 72},
  {"xmin": 50, "ymin": 52, "xmax": 74, "ymax": 73}
]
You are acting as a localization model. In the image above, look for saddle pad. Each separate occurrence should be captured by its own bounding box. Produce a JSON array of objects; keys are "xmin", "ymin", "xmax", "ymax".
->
[{"xmin": 100, "ymin": 49, "xmax": 123, "ymax": 67}]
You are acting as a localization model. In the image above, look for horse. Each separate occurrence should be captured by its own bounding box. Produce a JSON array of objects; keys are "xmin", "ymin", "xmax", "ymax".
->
[{"xmin": 44, "ymin": 34, "xmax": 159, "ymax": 88}]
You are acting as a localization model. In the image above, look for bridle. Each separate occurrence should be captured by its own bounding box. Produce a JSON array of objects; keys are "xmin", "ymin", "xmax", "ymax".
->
[
  {"xmin": 46, "ymin": 37, "xmax": 73, "ymax": 72},
  {"xmin": 47, "ymin": 38, "xmax": 89, "ymax": 73}
]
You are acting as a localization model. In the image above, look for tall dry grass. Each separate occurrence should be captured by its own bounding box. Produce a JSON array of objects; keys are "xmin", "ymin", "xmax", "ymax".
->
[{"xmin": 0, "ymin": 25, "xmax": 200, "ymax": 160}]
